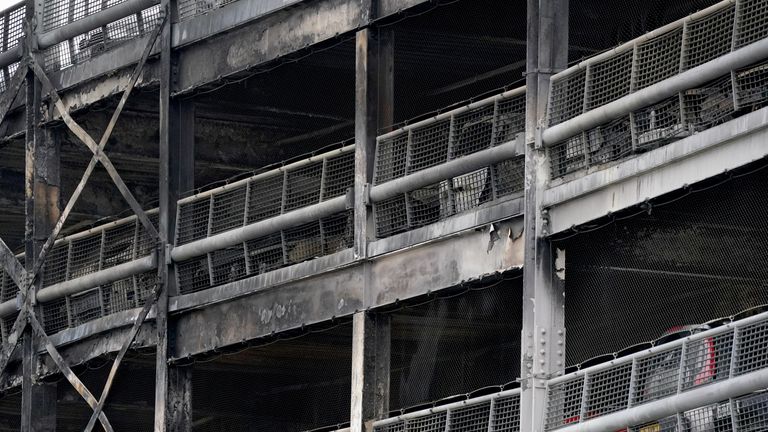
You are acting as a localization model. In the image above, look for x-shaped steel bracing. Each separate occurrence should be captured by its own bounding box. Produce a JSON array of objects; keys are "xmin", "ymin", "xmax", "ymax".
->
[{"xmin": 0, "ymin": 10, "xmax": 167, "ymax": 431}]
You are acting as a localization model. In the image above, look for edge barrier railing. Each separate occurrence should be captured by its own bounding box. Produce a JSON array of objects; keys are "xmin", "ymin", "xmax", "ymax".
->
[
  {"xmin": 545, "ymin": 310, "xmax": 768, "ymax": 432},
  {"xmin": 0, "ymin": 87, "xmax": 529, "ymax": 339},
  {"xmin": 543, "ymin": 0, "xmax": 768, "ymax": 180}
]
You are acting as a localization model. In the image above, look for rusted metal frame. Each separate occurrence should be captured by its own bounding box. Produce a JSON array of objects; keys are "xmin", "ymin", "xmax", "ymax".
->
[
  {"xmin": 0, "ymin": 237, "xmax": 27, "ymax": 294},
  {"xmin": 0, "ymin": 57, "xmax": 29, "ymax": 126},
  {"xmin": 25, "ymin": 15, "xmax": 166, "ymax": 284},
  {"xmin": 82, "ymin": 283, "xmax": 160, "ymax": 432},
  {"xmin": 0, "ymin": 306, "xmax": 29, "ymax": 375},
  {"xmin": 27, "ymin": 311, "xmax": 114, "ymax": 430}
]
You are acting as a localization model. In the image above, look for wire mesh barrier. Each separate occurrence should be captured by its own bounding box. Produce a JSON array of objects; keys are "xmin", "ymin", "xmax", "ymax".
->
[
  {"xmin": 0, "ymin": 388, "xmax": 20, "ymax": 431},
  {"xmin": 186, "ymin": 321, "xmax": 352, "ymax": 432},
  {"xmin": 543, "ymin": 308, "xmax": 768, "ymax": 431},
  {"xmin": 372, "ymin": 89, "xmax": 526, "ymax": 238},
  {"xmin": 0, "ymin": 212, "xmax": 159, "ymax": 341},
  {"xmin": 384, "ymin": 275, "xmax": 522, "ymax": 412},
  {"xmin": 176, "ymin": 0, "xmax": 235, "ymax": 21},
  {"xmin": 546, "ymin": 0, "xmax": 768, "ymax": 179},
  {"xmin": 0, "ymin": 2, "xmax": 25, "ymax": 93},
  {"xmin": 556, "ymin": 162, "xmax": 768, "ymax": 367},
  {"xmin": 174, "ymin": 146, "xmax": 355, "ymax": 295},
  {"xmin": 372, "ymin": 389, "xmax": 522, "ymax": 432},
  {"xmin": 49, "ymin": 352, "xmax": 157, "ymax": 431},
  {"xmin": 43, "ymin": 3, "xmax": 162, "ymax": 72}
]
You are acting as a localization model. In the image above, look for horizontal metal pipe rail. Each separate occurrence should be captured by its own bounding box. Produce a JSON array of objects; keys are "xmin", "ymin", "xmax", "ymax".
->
[
  {"xmin": 171, "ymin": 195, "xmax": 349, "ymax": 262},
  {"xmin": 37, "ymin": 0, "xmax": 160, "ymax": 49},
  {"xmin": 546, "ymin": 310, "xmax": 768, "ymax": 431},
  {"xmin": 553, "ymin": 368, "xmax": 768, "ymax": 432},
  {"xmin": 0, "ymin": 254, "xmax": 157, "ymax": 317},
  {"xmin": 541, "ymin": 35, "xmax": 768, "ymax": 146},
  {"xmin": 368, "ymin": 135, "xmax": 525, "ymax": 203},
  {"xmin": 0, "ymin": 0, "xmax": 159, "ymax": 69}
]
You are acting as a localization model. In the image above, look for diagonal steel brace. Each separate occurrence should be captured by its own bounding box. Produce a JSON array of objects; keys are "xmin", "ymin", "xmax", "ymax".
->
[
  {"xmin": 26, "ymin": 13, "xmax": 166, "ymax": 286},
  {"xmin": 83, "ymin": 282, "xmax": 161, "ymax": 432}
]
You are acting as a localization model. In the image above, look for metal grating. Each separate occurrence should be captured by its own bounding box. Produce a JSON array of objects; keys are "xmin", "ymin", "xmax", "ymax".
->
[
  {"xmin": 546, "ymin": 0, "xmax": 768, "ymax": 179},
  {"xmin": 373, "ymin": 390, "xmax": 521, "ymax": 432},
  {"xmin": 174, "ymin": 145, "xmax": 355, "ymax": 295},
  {"xmin": 544, "ymin": 311, "xmax": 768, "ymax": 430},
  {"xmin": 39, "ymin": 269, "xmax": 155, "ymax": 336},
  {"xmin": 373, "ymin": 90, "xmax": 526, "ymax": 238},
  {"xmin": 0, "ymin": 3, "xmax": 24, "ymax": 94},
  {"xmin": 40, "ymin": 210, "xmax": 158, "ymax": 289},
  {"xmin": 43, "ymin": 4, "xmax": 162, "ymax": 72}
]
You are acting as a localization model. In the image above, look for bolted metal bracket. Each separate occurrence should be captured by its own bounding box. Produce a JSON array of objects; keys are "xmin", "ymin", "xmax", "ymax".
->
[
  {"xmin": 165, "ymin": 244, "xmax": 173, "ymax": 265},
  {"xmin": 345, "ymin": 187, "xmax": 355, "ymax": 210},
  {"xmin": 362, "ymin": 183, "xmax": 372, "ymax": 206}
]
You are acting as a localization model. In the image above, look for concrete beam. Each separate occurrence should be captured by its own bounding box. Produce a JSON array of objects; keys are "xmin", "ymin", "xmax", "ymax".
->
[
  {"xmin": 173, "ymin": 0, "xmax": 363, "ymax": 95},
  {"xmin": 172, "ymin": 215, "xmax": 524, "ymax": 359},
  {"xmin": 544, "ymin": 106, "xmax": 768, "ymax": 235}
]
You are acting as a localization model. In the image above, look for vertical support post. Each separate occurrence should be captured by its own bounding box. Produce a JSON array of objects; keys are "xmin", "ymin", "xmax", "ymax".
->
[
  {"xmin": 520, "ymin": 0, "xmax": 568, "ymax": 431},
  {"xmin": 354, "ymin": 7, "xmax": 394, "ymax": 259},
  {"xmin": 157, "ymin": 0, "xmax": 194, "ymax": 427},
  {"xmin": 22, "ymin": 3, "xmax": 60, "ymax": 428},
  {"xmin": 350, "ymin": 311, "xmax": 391, "ymax": 432}
]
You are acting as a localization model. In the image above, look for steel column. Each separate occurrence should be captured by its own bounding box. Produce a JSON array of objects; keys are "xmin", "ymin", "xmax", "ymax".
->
[
  {"xmin": 350, "ymin": 311, "xmax": 391, "ymax": 432},
  {"xmin": 520, "ymin": 0, "xmax": 568, "ymax": 431}
]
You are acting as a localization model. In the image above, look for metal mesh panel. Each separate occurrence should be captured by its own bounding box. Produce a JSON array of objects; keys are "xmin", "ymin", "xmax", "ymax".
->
[
  {"xmin": 735, "ymin": 320, "xmax": 768, "ymax": 376},
  {"xmin": 409, "ymin": 119, "xmax": 451, "ymax": 174},
  {"xmin": 406, "ymin": 413, "xmax": 447, "ymax": 432},
  {"xmin": 247, "ymin": 173, "xmax": 284, "ymax": 222},
  {"xmin": 633, "ymin": 347, "xmax": 683, "ymax": 405},
  {"xmin": 68, "ymin": 234, "xmax": 103, "ymax": 279},
  {"xmin": 39, "ymin": 269, "xmax": 155, "ymax": 335},
  {"xmin": 549, "ymin": 134, "xmax": 587, "ymax": 179},
  {"xmin": 682, "ymin": 74, "xmax": 735, "ymax": 130},
  {"xmin": 583, "ymin": 363, "xmax": 632, "ymax": 419},
  {"xmin": 285, "ymin": 161, "xmax": 323, "ymax": 211},
  {"xmin": 586, "ymin": 49, "xmax": 633, "ymax": 110},
  {"xmin": 682, "ymin": 4, "xmax": 735, "ymax": 70},
  {"xmin": 548, "ymin": 69, "xmax": 586, "ymax": 126},
  {"xmin": 177, "ymin": 0, "xmax": 243, "ymax": 22},
  {"xmin": 680, "ymin": 330, "xmax": 734, "ymax": 391},
  {"xmin": 633, "ymin": 97, "xmax": 686, "ymax": 151},
  {"xmin": 43, "ymin": 0, "xmax": 127, "ymax": 31},
  {"xmin": 450, "ymin": 401, "xmax": 491, "ymax": 432},
  {"xmin": 210, "ymin": 185, "xmax": 247, "ymax": 235},
  {"xmin": 323, "ymin": 151, "xmax": 355, "ymax": 200},
  {"xmin": 374, "ymin": 392, "xmax": 521, "ymax": 432},
  {"xmin": 634, "ymin": 28, "xmax": 683, "ymax": 90},
  {"xmin": 545, "ymin": 377, "xmax": 584, "ymax": 430},
  {"xmin": 372, "ymin": 92, "xmax": 526, "ymax": 238},
  {"xmin": 0, "ymin": 312, "xmax": 19, "ymax": 344},
  {"xmin": 43, "ymin": 243, "xmax": 70, "ymax": 287},
  {"xmin": 491, "ymin": 394, "xmax": 521, "ymax": 432},
  {"xmin": 178, "ymin": 197, "xmax": 212, "ymax": 245},
  {"xmin": 734, "ymin": 60, "xmax": 768, "ymax": 110},
  {"xmin": 544, "ymin": 312, "xmax": 768, "ymax": 429},
  {"xmin": 623, "ymin": 392, "xmax": 768, "ymax": 432},
  {"xmin": 734, "ymin": 0, "xmax": 768, "ymax": 49},
  {"xmin": 545, "ymin": 1, "xmax": 768, "ymax": 178},
  {"xmin": 44, "ymin": 5, "xmax": 161, "ymax": 72},
  {"xmin": 3, "ymin": 5, "xmax": 24, "ymax": 51}
]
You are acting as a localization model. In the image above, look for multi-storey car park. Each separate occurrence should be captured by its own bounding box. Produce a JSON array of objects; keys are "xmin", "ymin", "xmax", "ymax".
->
[{"xmin": 0, "ymin": 0, "xmax": 766, "ymax": 430}]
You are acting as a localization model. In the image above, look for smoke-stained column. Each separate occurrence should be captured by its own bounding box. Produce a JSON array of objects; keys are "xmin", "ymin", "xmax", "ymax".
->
[{"xmin": 520, "ymin": 0, "xmax": 568, "ymax": 430}]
